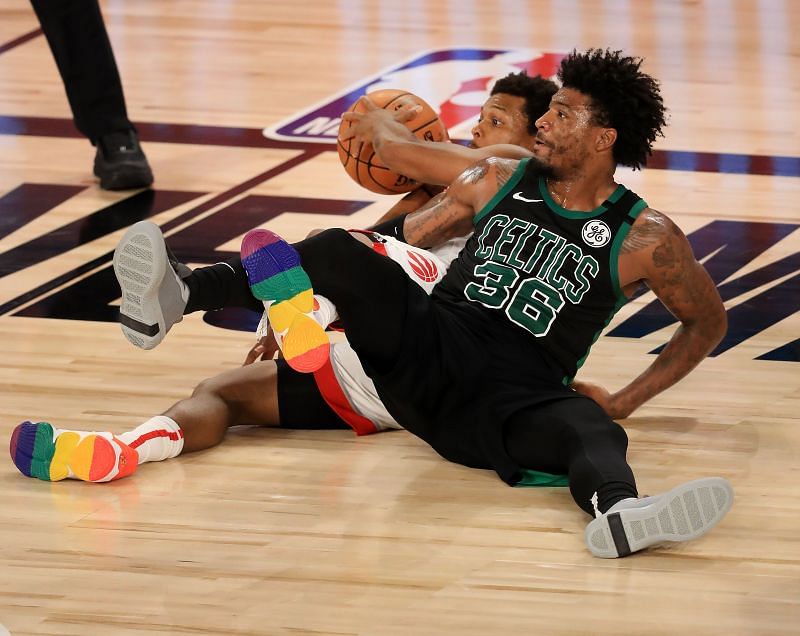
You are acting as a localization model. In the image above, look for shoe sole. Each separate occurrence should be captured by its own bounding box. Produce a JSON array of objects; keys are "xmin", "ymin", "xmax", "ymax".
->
[
  {"xmin": 241, "ymin": 229, "xmax": 329, "ymax": 373},
  {"xmin": 585, "ymin": 477, "xmax": 734, "ymax": 558},
  {"xmin": 9, "ymin": 421, "xmax": 136, "ymax": 482},
  {"xmin": 113, "ymin": 221, "xmax": 171, "ymax": 350}
]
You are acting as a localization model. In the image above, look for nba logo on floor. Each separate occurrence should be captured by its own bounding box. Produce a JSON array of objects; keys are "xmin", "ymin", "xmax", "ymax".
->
[{"xmin": 264, "ymin": 48, "xmax": 566, "ymax": 143}]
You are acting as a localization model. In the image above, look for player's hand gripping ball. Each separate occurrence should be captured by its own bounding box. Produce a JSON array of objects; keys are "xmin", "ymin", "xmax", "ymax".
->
[{"xmin": 337, "ymin": 89, "xmax": 449, "ymax": 194}]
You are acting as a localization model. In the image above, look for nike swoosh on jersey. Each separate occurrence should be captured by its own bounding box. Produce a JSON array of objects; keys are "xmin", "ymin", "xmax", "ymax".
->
[{"xmin": 512, "ymin": 191, "xmax": 544, "ymax": 203}]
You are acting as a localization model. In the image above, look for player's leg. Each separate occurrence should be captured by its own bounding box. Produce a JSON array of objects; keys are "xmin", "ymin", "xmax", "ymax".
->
[
  {"xmin": 241, "ymin": 227, "xmax": 424, "ymax": 375},
  {"xmin": 9, "ymin": 360, "xmax": 348, "ymax": 483},
  {"xmin": 9, "ymin": 362, "xmax": 279, "ymax": 483},
  {"xmin": 505, "ymin": 398, "xmax": 637, "ymax": 515},
  {"xmin": 504, "ymin": 398, "xmax": 733, "ymax": 557},
  {"xmin": 166, "ymin": 358, "xmax": 349, "ymax": 451},
  {"xmin": 114, "ymin": 221, "xmax": 193, "ymax": 349},
  {"xmin": 113, "ymin": 222, "xmax": 401, "ymax": 351},
  {"xmin": 161, "ymin": 360, "xmax": 282, "ymax": 453},
  {"xmin": 316, "ymin": 341, "xmax": 404, "ymax": 435},
  {"xmin": 114, "ymin": 220, "xmax": 276, "ymax": 350}
]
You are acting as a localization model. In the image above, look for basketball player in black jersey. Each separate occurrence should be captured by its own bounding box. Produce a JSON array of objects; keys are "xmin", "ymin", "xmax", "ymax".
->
[{"xmin": 252, "ymin": 48, "xmax": 734, "ymax": 557}]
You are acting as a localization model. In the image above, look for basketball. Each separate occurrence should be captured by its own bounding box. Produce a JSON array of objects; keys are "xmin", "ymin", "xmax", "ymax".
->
[{"xmin": 337, "ymin": 89, "xmax": 449, "ymax": 194}]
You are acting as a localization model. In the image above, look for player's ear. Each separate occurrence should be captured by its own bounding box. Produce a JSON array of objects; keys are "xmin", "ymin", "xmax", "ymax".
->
[{"xmin": 596, "ymin": 128, "xmax": 617, "ymax": 152}]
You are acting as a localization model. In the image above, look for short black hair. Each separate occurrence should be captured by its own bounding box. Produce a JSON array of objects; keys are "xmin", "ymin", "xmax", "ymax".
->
[
  {"xmin": 558, "ymin": 49, "xmax": 667, "ymax": 170},
  {"xmin": 490, "ymin": 72, "xmax": 558, "ymax": 135}
]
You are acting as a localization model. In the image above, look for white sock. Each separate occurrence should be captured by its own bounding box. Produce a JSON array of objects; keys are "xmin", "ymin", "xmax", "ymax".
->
[{"xmin": 118, "ymin": 415, "xmax": 185, "ymax": 464}]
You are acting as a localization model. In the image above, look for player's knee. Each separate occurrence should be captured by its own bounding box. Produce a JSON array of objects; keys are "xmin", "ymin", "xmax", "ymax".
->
[
  {"xmin": 563, "ymin": 399, "xmax": 629, "ymax": 451},
  {"xmin": 302, "ymin": 227, "xmax": 366, "ymax": 259},
  {"xmin": 605, "ymin": 419, "xmax": 629, "ymax": 451},
  {"xmin": 305, "ymin": 226, "xmax": 368, "ymax": 245},
  {"xmin": 297, "ymin": 228, "xmax": 376, "ymax": 286},
  {"xmin": 579, "ymin": 418, "xmax": 629, "ymax": 455},
  {"xmin": 191, "ymin": 372, "xmax": 243, "ymax": 403},
  {"xmin": 191, "ymin": 376, "xmax": 222, "ymax": 399}
]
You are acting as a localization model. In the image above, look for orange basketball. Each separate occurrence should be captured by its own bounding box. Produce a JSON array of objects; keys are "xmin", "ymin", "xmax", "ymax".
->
[{"xmin": 337, "ymin": 89, "xmax": 449, "ymax": 195}]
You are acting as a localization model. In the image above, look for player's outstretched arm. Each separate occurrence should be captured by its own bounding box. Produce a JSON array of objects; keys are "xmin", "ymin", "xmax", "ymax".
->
[
  {"xmin": 341, "ymin": 97, "xmax": 532, "ymax": 186},
  {"xmin": 574, "ymin": 210, "xmax": 727, "ymax": 419}
]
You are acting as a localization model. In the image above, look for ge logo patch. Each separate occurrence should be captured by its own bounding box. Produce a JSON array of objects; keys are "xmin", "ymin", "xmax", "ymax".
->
[{"xmin": 582, "ymin": 220, "xmax": 611, "ymax": 247}]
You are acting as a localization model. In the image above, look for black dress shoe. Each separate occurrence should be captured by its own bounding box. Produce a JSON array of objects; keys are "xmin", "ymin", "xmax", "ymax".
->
[{"xmin": 93, "ymin": 129, "xmax": 154, "ymax": 190}]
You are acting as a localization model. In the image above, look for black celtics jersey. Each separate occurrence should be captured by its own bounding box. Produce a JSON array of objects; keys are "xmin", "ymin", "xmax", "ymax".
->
[{"xmin": 432, "ymin": 158, "xmax": 648, "ymax": 382}]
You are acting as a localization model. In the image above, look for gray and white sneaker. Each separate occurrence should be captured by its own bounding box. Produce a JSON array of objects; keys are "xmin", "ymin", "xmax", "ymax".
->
[
  {"xmin": 113, "ymin": 221, "xmax": 190, "ymax": 350},
  {"xmin": 585, "ymin": 477, "xmax": 734, "ymax": 558}
]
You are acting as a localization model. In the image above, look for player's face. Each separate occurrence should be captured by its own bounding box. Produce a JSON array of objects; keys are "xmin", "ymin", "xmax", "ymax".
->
[
  {"xmin": 469, "ymin": 94, "xmax": 537, "ymax": 149},
  {"xmin": 532, "ymin": 88, "xmax": 607, "ymax": 175}
]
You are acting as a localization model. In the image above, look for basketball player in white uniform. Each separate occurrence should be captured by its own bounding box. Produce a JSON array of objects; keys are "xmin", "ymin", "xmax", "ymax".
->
[{"xmin": 10, "ymin": 73, "xmax": 555, "ymax": 479}]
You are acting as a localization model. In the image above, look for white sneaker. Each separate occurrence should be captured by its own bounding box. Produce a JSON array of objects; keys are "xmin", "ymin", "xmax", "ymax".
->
[
  {"xmin": 585, "ymin": 477, "xmax": 734, "ymax": 558},
  {"xmin": 113, "ymin": 221, "xmax": 190, "ymax": 349}
]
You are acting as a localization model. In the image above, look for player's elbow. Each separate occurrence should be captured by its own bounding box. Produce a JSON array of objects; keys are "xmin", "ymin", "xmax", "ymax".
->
[
  {"xmin": 713, "ymin": 303, "xmax": 728, "ymax": 347},
  {"xmin": 699, "ymin": 300, "xmax": 728, "ymax": 351}
]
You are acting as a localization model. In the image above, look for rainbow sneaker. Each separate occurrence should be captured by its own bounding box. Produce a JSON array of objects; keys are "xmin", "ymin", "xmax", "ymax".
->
[
  {"xmin": 240, "ymin": 229, "xmax": 329, "ymax": 373},
  {"xmin": 10, "ymin": 421, "xmax": 138, "ymax": 483}
]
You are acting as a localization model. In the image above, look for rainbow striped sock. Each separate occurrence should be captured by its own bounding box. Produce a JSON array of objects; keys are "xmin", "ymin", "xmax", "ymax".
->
[
  {"xmin": 9, "ymin": 421, "xmax": 138, "ymax": 483},
  {"xmin": 240, "ymin": 229, "xmax": 329, "ymax": 373}
]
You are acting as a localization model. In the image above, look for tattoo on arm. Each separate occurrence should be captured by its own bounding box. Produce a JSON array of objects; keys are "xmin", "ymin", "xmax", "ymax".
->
[
  {"xmin": 460, "ymin": 162, "xmax": 489, "ymax": 184},
  {"xmin": 493, "ymin": 160, "xmax": 517, "ymax": 189},
  {"xmin": 458, "ymin": 157, "xmax": 518, "ymax": 187},
  {"xmin": 612, "ymin": 211, "xmax": 726, "ymax": 416},
  {"xmin": 643, "ymin": 213, "xmax": 724, "ymax": 346},
  {"xmin": 404, "ymin": 194, "xmax": 470, "ymax": 248},
  {"xmin": 652, "ymin": 229, "xmax": 680, "ymax": 268},
  {"xmin": 620, "ymin": 210, "xmax": 668, "ymax": 254},
  {"xmin": 404, "ymin": 157, "xmax": 519, "ymax": 246},
  {"xmin": 414, "ymin": 190, "xmax": 447, "ymax": 214}
]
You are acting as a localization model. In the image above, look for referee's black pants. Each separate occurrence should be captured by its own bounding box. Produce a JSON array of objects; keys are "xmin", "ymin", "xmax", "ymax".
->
[{"xmin": 30, "ymin": 0, "xmax": 133, "ymax": 142}]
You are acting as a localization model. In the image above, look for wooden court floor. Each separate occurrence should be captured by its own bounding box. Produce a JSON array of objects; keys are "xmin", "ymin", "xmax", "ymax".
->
[{"xmin": 1, "ymin": 1, "xmax": 799, "ymax": 634}]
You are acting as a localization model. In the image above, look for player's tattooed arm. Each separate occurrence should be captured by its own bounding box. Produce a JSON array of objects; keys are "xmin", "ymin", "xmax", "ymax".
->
[
  {"xmin": 620, "ymin": 209, "xmax": 667, "ymax": 253},
  {"xmin": 595, "ymin": 209, "xmax": 727, "ymax": 418},
  {"xmin": 403, "ymin": 190, "xmax": 472, "ymax": 248},
  {"xmin": 403, "ymin": 157, "xmax": 509, "ymax": 247},
  {"xmin": 459, "ymin": 160, "xmax": 490, "ymax": 184},
  {"xmin": 458, "ymin": 156, "xmax": 517, "ymax": 189},
  {"xmin": 371, "ymin": 187, "xmax": 444, "ymax": 226},
  {"xmin": 492, "ymin": 158, "xmax": 517, "ymax": 190}
]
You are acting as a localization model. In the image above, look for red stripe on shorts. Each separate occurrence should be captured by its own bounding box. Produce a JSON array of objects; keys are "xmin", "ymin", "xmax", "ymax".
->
[{"xmin": 313, "ymin": 359, "xmax": 378, "ymax": 436}]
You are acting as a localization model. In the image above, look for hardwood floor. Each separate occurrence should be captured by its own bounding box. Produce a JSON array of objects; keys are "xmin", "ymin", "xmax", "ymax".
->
[{"xmin": 0, "ymin": 1, "xmax": 798, "ymax": 634}]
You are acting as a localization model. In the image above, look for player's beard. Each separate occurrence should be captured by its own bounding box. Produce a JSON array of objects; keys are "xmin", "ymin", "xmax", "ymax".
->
[{"xmin": 526, "ymin": 155, "xmax": 556, "ymax": 179}]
